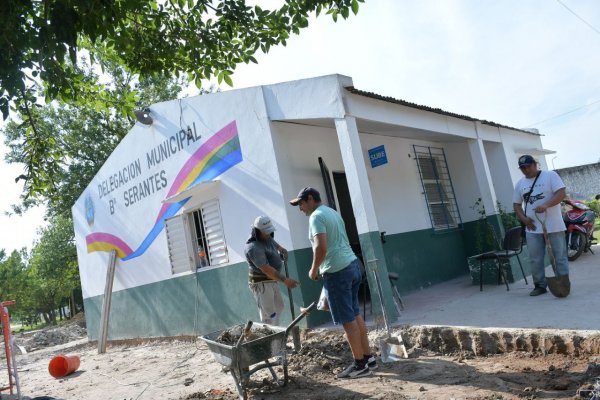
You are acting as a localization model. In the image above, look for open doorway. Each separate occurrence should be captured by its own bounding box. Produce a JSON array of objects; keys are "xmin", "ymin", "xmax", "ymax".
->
[
  {"xmin": 332, "ymin": 172, "xmax": 361, "ymax": 261},
  {"xmin": 318, "ymin": 157, "xmax": 370, "ymax": 311},
  {"xmin": 317, "ymin": 157, "xmax": 362, "ymax": 261}
]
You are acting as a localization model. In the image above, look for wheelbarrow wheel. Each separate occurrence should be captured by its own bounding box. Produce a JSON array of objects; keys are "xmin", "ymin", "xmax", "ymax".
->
[{"xmin": 230, "ymin": 368, "xmax": 248, "ymax": 400}]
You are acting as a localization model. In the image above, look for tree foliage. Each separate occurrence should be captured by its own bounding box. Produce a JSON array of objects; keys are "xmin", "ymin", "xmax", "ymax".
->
[
  {"xmin": 0, "ymin": 217, "xmax": 81, "ymax": 325},
  {"xmin": 0, "ymin": 249, "xmax": 28, "ymax": 302},
  {"xmin": 26, "ymin": 214, "xmax": 79, "ymax": 324},
  {"xmin": 0, "ymin": 0, "xmax": 363, "ymax": 118},
  {"xmin": 3, "ymin": 54, "xmax": 187, "ymax": 216}
]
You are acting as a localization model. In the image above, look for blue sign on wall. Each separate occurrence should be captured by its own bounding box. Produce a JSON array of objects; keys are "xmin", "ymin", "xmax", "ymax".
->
[{"xmin": 368, "ymin": 145, "xmax": 388, "ymax": 168}]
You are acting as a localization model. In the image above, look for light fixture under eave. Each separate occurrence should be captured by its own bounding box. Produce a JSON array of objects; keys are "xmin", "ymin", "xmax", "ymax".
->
[{"xmin": 134, "ymin": 108, "xmax": 153, "ymax": 125}]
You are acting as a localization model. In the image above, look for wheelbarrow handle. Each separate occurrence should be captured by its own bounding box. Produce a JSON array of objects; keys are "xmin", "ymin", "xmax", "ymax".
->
[{"xmin": 285, "ymin": 301, "xmax": 316, "ymax": 336}]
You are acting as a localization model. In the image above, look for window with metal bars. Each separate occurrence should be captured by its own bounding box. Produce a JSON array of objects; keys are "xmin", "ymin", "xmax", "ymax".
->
[
  {"xmin": 165, "ymin": 198, "xmax": 228, "ymax": 274},
  {"xmin": 413, "ymin": 145, "xmax": 462, "ymax": 231}
]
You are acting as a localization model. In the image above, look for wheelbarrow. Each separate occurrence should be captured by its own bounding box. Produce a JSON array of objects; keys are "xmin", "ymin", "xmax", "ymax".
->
[{"xmin": 201, "ymin": 302, "xmax": 315, "ymax": 400}]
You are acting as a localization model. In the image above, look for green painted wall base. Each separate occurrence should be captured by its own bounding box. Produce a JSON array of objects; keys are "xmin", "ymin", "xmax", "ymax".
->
[{"xmin": 380, "ymin": 227, "xmax": 469, "ymax": 294}]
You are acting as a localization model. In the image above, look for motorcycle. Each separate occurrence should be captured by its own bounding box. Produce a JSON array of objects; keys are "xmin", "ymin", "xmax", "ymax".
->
[{"xmin": 562, "ymin": 199, "xmax": 597, "ymax": 261}]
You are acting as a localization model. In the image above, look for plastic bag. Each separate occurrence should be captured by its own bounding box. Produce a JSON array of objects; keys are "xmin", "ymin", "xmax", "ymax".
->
[{"xmin": 317, "ymin": 287, "xmax": 329, "ymax": 311}]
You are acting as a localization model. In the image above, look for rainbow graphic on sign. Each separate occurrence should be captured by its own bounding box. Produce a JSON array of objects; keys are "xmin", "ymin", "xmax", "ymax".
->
[{"xmin": 85, "ymin": 120, "xmax": 242, "ymax": 261}]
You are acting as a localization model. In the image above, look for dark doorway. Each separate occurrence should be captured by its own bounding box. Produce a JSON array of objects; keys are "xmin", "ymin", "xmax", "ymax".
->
[
  {"xmin": 332, "ymin": 171, "xmax": 370, "ymax": 310},
  {"xmin": 332, "ymin": 172, "xmax": 361, "ymax": 261}
]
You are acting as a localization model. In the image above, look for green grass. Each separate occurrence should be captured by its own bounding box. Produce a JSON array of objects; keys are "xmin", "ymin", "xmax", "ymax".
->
[{"xmin": 11, "ymin": 321, "xmax": 47, "ymax": 333}]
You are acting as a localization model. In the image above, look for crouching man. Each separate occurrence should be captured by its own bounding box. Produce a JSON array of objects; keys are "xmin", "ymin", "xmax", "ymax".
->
[{"xmin": 245, "ymin": 216, "xmax": 298, "ymax": 325}]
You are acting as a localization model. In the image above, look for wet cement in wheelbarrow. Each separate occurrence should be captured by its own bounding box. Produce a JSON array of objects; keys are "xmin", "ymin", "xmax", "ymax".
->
[{"xmin": 215, "ymin": 324, "xmax": 277, "ymax": 345}]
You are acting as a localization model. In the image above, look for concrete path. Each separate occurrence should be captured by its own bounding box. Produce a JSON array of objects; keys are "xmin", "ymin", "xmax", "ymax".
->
[{"xmin": 394, "ymin": 244, "xmax": 599, "ymax": 332}]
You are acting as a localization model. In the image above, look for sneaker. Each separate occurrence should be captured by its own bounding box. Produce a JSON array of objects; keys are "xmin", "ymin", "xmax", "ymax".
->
[
  {"xmin": 529, "ymin": 286, "xmax": 547, "ymax": 296},
  {"xmin": 336, "ymin": 362, "xmax": 372, "ymax": 379},
  {"xmin": 367, "ymin": 356, "xmax": 378, "ymax": 370}
]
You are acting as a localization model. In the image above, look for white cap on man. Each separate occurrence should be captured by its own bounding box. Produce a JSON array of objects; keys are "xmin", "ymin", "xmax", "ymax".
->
[{"xmin": 253, "ymin": 216, "xmax": 276, "ymax": 234}]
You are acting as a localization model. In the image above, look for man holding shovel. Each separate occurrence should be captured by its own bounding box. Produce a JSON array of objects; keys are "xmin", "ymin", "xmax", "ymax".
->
[
  {"xmin": 245, "ymin": 216, "xmax": 299, "ymax": 326},
  {"xmin": 290, "ymin": 187, "xmax": 374, "ymax": 379},
  {"xmin": 513, "ymin": 155, "xmax": 569, "ymax": 296}
]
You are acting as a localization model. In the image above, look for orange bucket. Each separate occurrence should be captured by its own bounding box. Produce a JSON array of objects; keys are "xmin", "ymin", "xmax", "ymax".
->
[{"xmin": 48, "ymin": 354, "xmax": 80, "ymax": 378}]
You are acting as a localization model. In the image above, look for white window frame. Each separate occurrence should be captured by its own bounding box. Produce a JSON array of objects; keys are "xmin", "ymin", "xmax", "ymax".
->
[{"xmin": 165, "ymin": 198, "xmax": 229, "ymax": 275}]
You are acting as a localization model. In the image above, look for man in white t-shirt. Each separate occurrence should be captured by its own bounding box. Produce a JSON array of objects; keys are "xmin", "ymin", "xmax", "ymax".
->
[{"xmin": 513, "ymin": 155, "xmax": 569, "ymax": 296}]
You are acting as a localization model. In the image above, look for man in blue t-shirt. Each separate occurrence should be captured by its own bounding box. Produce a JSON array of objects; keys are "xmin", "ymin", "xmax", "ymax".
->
[{"xmin": 290, "ymin": 187, "xmax": 374, "ymax": 379}]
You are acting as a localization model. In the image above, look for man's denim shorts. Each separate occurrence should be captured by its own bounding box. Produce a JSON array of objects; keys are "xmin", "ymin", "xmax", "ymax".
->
[{"xmin": 322, "ymin": 258, "xmax": 363, "ymax": 325}]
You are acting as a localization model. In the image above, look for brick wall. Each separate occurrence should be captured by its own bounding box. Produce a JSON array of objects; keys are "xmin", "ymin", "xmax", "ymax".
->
[{"xmin": 555, "ymin": 162, "xmax": 600, "ymax": 200}]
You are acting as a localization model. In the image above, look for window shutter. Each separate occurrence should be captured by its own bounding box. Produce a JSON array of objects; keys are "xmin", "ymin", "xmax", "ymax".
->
[
  {"xmin": 200, "ymin": 199, "xmax": 229, "ymax": 265},
  {"xmin": 165, "ymin": 214, "xmax": 195, "ymax": 274}
]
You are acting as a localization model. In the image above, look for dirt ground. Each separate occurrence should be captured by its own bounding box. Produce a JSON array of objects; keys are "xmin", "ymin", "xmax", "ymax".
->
[{"xmin": 3, "ymin": 318, "xmax": 600, "ymax": 400}]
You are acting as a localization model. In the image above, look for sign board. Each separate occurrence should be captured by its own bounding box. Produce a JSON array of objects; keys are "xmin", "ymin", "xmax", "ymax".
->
[{"xmin": 368, "ymin": 145, "xmax": 388, "ymax": 168}]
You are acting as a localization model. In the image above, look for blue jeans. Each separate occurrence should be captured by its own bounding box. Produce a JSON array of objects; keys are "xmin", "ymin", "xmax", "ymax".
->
[
  {"xmin": 322, "ymin": 259, "xmax": 362, "ymax": 325},
  {"xmin": 526, "ymin": 232, "xmax": 569, "ymax": 288}
]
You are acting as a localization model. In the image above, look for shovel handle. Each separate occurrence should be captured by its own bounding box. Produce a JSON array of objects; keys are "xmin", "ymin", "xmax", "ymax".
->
[
  {"xmin": 535, "ymin": 211, "xmax": 559, "ymax": 274},
  {"xmin": 370, "ymin": 262, "xmax": 392, "ymax": 335},
  {"xmin": 283, "ymin": 260, "xmax": 296, "ymax": 319},
  {"xmin": 285, "ymin": 301, "xmax": 316, "ymax": 336},
  {"xmin": 236, "ymin": 320, "xmax": 253, "ymax": 348}
]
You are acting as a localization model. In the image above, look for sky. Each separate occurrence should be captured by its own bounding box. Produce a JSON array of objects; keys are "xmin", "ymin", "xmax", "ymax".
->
[{"xmin": 1, "ymin": 0, "xmax": 599, "ymax": 254}]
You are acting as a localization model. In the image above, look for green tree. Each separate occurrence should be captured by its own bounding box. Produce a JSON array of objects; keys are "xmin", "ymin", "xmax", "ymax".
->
[
  {"xmin": 0, "ymin": 249, "xmax": 37, "ymax": 323},
  {"xmin": 26, "ymin": 215, "xmax": 79, "ymax": 324},
  {"xmin": 1, "ymin": 0, "xmax": 362, "ymax": 117},
  {"xmin": 3, "ymin": 54, "xmax": 187, "ymax": 215},
  {"xmin": 0, "ymin": 249, "xmax": 27, "ymax": 302}
]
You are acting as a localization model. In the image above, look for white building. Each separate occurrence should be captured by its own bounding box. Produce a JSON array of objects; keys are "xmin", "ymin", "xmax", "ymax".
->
[{"xmin": 72, "ymin": 74, "xmax": 552, "ymax": 340}]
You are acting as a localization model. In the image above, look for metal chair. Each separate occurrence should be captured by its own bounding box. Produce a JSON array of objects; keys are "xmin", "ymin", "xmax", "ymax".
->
[{"xmin": 473, "ymin": 226, "xmax": 528, "ymax": 291}]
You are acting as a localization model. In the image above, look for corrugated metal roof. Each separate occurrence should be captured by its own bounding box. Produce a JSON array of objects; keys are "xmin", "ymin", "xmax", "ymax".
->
[{"xmin": 345, "ymin": 86, "xmax": 540, "ymax": 136}]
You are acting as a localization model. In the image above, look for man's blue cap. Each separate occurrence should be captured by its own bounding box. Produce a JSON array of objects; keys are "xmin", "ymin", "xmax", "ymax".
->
[
  {"xmin": 518, "ymin": 155, "xmax": 535, "ymax": 167},
  {"xmin": 289, "ymin": 187, "xmax": 320, "ymax": 206}
]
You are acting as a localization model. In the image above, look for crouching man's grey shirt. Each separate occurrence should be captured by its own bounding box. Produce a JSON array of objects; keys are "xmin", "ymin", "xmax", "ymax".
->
[{"xmin": 245, "ymin": 237, "xmax": 282, "ymax": 283}]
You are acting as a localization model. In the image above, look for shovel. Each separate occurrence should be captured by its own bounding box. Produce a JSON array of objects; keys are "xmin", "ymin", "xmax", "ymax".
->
[
  {"xmin": 283, "ymin": 259, "xmax": 301, "ymax": 351},
  {"xmin": 535, "ymin": 211, "xmax": 570, "ymax": 298},
  {"xmin": 368, "ymin": 260, "xmax": 408, "ymax": 363}
]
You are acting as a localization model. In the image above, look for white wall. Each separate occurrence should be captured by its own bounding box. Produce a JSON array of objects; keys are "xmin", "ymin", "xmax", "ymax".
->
[
  {"xmin": 262, "ymin": 74, "xmax": 349, "ymax": 120},
  {"xmin": 443, "ymin": 141, "xmax": 482, "ymax": 223},
  {"xmin": 73, "ymin": 87, "xmax": 291, "ymax": 298},
  {"xmin": 483, "ymin": 140, "xmax": 516, "ymax": 212},
  {"xmin": 359, "ymin": 134, "xmax": 433, "ymax": 234},
  {"xmin": 270, "ymin": 122, "xmax": 345, "ymax": 250},
  {"xmin": 345, "ymin": 94, "xmax": 478, "ymax": 141},
  {"xmin": 272, "ymin": 119, "xmax": 476, "ymax": 238}
]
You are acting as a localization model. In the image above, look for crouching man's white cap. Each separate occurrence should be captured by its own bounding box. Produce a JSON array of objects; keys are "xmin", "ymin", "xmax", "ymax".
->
[{"xmin": 253, "ymin": 216, "xmax": 276, "ymax": 234}]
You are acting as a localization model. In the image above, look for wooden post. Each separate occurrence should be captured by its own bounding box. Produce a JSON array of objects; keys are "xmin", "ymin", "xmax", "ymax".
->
[{"xmin": 98, "ymin": 250, "xmax": 117, "ymax": 354}]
